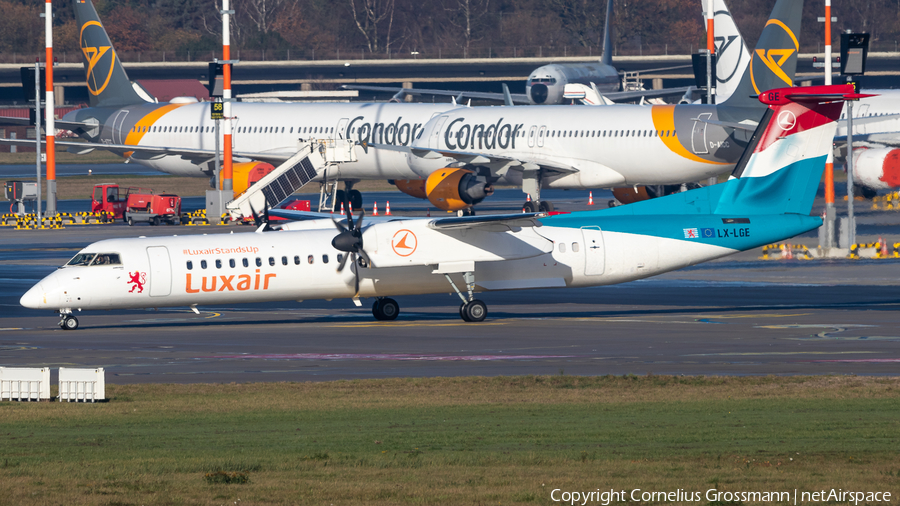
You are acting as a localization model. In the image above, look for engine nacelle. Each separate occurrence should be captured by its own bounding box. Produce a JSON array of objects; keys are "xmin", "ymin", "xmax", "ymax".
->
[
  {"xmin": 392, "ymin": 179, "xmax": 428, "ymax": 199},
  {"xmin": 220, "ymin": 161, "xmax": 276, "ymax": 197},
  {"xmin": 852, "ymin": 147, "xmax": 900, "ymax": 191},
  {"xmin": 425, "ymin": 168, "xmax": 493, "ymax": 211}
]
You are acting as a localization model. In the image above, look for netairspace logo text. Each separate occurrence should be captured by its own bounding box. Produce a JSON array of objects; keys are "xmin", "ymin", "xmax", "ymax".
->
[{"xmin": 550, "ymin": 488, "xmax": 892, "ymax": 505}]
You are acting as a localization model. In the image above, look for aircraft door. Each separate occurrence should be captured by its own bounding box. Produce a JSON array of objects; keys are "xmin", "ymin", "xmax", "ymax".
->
[
  {"xmin": 146, "ymin": 246, "xmax": 172, "ymax": 297},
  {"xmin": 691, "ymin": 113, "xmax": 711, "ymax": 155},
  {"xmin": 527, "ymin": 126, "xmax": 537, "ymax": 148},
  {"xmin": 855, "ymin": 104, "xmax": 870, "ymax": 135},
  {"xmin": 334, "ymin": 118, "xmax": 349, "ymax": 140},
  {"xmin": 581, "ymin": 227, "xmax": 605, "ymax": 276},
  {"xmin": 537, "ymin": 126, "xmax": 547, "ymax": 148},
  {"xmin": 111, "ymin": 110, "xmax": 129, "ymax": 144},
  {"xmin": 429, "ymin": 116, "xmax": 448, "ymax": 148}
]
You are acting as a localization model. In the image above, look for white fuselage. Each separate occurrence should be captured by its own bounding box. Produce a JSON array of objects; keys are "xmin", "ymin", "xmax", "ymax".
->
[
  {"xmin": 78, "ymin": 102, "xmax": 461, "ymax": 179},
  {"xmin": 20, "ymin": 220, "xmax": 735, "ymax": 313},
  {"xmin": 407, "ymin": 104, "xmax": 733, "ymax": 188}
]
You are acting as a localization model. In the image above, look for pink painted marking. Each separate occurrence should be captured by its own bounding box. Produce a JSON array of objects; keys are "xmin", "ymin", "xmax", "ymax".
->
[{"xmin": 200, "ymin": 353, "xmax": 576, "ymax": 361}]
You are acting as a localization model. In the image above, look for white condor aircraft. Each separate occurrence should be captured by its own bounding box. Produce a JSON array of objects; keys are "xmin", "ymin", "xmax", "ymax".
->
[
  {"xmin": 21, "ymin": 84, "xmax": 863, "ymax": 330},
  {"xmin": 377, "ymin": 0, "xmax": 804, "ymax": 212}
]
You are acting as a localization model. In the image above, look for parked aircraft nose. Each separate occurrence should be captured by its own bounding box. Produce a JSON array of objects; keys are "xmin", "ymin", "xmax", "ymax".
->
[{"xmin": 530, "ymin": 84, "xmax": 549, "ymax": 104}]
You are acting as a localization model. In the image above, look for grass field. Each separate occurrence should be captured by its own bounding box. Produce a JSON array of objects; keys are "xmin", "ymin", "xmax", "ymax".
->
[{"xmin": 1, "ymin": 375, "xmax": 898, "ymax": 505}]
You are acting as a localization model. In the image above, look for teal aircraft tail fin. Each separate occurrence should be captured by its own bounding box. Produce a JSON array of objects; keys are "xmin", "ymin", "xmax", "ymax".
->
[{"xmin": 73, "ymin": 0, "xmax": 148, "ymax": 108}]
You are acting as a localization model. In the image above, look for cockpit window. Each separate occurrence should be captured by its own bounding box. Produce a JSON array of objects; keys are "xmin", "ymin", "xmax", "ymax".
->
[
  {"xmin": 91, "ymin": 253, "xmax": 121, "ymax": 266},
  {"xmin": 67, "ymin": 253, "xmax": 96, "ymax": 266},
  {"xmin": 66, "ymin": 253, "xmax": 121, "ymax": 266}
]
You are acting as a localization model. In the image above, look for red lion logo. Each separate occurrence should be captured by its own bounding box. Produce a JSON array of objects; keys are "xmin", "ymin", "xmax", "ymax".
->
[{"xmin": 127, "ymin": 271, "xmax": 147, "ymax": 293}]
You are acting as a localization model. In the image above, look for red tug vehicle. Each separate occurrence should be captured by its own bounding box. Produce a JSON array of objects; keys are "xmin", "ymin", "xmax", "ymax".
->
[{"xmin": 91, "ymin": 184, "xmax": 183, "ymax": 226}]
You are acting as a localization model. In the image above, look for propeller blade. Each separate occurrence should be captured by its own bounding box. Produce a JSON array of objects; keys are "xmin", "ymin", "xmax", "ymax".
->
[
  {"xmin": 332, "ymin": 217, "xmax": 347, "ymax": 233},
  {"xmin": 358, "ymin": 248, "xmax": 375, "ymax": 269},
  {"xmin": 353, "ymin": 253, "xmax": 360, "ymax": 296},
  {"xmin": 336, "ymin": 251, "xmax": 349, "ymax": 272}
]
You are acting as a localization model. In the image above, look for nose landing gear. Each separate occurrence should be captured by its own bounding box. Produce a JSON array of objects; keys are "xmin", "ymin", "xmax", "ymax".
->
[{"xmin": 58, "ymin": 312, "xmax": 79, "ymax": 330}]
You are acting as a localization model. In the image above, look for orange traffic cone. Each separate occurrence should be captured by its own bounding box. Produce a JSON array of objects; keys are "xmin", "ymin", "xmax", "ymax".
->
[
  {"xmin": 349, "ymin": 202, "xmax": 353, "ymax": 214},
  {"xmin": 526, "ymin": 194, "xmax": 531, "ymax": 202},
  {"xmin": 588, "ymin": 191, "xmax": 594, "ymax": 205},
  {"xmin": 426, "ymin": 208, "xmax": 431, "ymax": 217},
  {"xmin": 783, "ymin": 244, "xmax": 794, "ymax": 260},
  {"xmin": 340, "ymin": 202, "xmax": 345, "ymax": 215},
  {"xmin": 386, "ymin": 201, "xmax": 392, "ymax": 215},
  {"xmin": 880, "ymin": 236, "xmax": 888, "ymax": 257},
  {"xmin": 373, "ymin": 202, "xmax": 379, "ymax": 216}
]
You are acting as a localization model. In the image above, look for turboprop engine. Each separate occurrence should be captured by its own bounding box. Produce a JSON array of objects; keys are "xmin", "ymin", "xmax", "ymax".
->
[{"xmin": 852, "ymin": 147, "xmax": 900, "ymax": 193}]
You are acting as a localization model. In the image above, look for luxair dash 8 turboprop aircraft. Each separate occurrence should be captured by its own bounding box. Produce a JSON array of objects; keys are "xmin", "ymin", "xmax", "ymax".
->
[
  {"xmin": 21, "ymin": 84, "xmax": 862, "ymax": 330},
  {"xmin": 0, "ymin": 0, "xmax": 466, "ymax": 208}
]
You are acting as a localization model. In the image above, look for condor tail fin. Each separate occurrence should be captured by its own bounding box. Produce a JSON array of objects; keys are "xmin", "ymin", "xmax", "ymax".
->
[
  {"xmin": 719, "ymin": 0, "xmax": 803, "ymax": 111},
  {"xmin": 74, "ymin": 0, "xmax": 148, "ymax": 107},
  {"xmin": 715, "ymin": 85, "xmax": 871, "ymax": 216}
]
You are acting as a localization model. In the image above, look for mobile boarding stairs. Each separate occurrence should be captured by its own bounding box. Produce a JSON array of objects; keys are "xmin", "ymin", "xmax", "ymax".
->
[{"xmin": 225, "ymin": 139, "xmax": 358, "ymax": 222}]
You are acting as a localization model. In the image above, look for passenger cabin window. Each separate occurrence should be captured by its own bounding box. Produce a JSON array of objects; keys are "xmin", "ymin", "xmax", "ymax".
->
[
  {"xmin": 243, "ymin": 258, "xmax": 249, "ymax": 267},
  {"xmin": 229, "ymin": 259, "xmax": 236, "ymax": 268},
  {"xmin": 294, "ymin": 255, "xmax": 301, "ymax": 265},
  {"xmin": 308, "ymin": 255, "xmax": 314, "ymax": 264},
  {"xmin": 187, "ymin": 260, "xmax": 193, "ymax": 270},
  {"xmin": 256, "ymin": 257, "xmax": 262, "ymax": 267},
  {"xmin": 559, "ymin": 243, "xmax": 566, "ymax": 253},
  {"xmin": 201, "ymin": 260, "xmax": 208, "ymax": 269},
  {"xmin": 572, "ymin": 243, "xmax": 580, "ymax": 252},
  {"xmin": 282, "ymin": 256, "xmax": 288, "ymax": 266},
  {"xmin": 269, "ymin": 257, "xmax": 276, "ymax": 266},
  {"xmin": 215, "ymin": 259, "xmax": 222, "ymax": 269},
  {"xmin": 322, "ymin": 255, "xmax": 329, "ymax": 264}
]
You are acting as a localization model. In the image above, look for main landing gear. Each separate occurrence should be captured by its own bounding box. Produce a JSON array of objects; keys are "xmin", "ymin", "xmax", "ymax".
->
[
  {"xmin": 444, "ymin": 271, "xmax": 488, "ymax": 322},
  {"xmin": 521, "ymin": 167, "xmax": 553, "ymax": 213},
  {"xmin": 372, "ymin": 297, "xmax": 400, "ymax": 321},
  {"xmin": 58, "ymin": 311, "xmax": 79, "ymax": 330},
  {"xmin": 522, "ymin": 200, "xmax": 554, "ymax": 213}
]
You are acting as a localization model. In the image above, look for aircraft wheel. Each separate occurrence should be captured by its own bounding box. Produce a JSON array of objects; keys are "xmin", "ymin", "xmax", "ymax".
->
[
  {"xmin": 522, "ymin": 201, "xmax": 537, "ymax": 212},
  {"xmin": 461, "ymin": 300, "xmax": 487, "ymax": 322},
  {"xmin": 127, "ymin": 217, "xmax": 134, "ymax": 226},
  {"xmin": 349, "ymin": 189, "xmax": 363, "ymax": 210},
  {"xmin": 539, "ymin": 201, "xmax": 554, "ymax": 212},
  {"xmin": 152, "ymin": 216, "xmax": 161, "ymax": 226},
  {"xmin": 459, "ymin": 303, "xmax": 468, "ymax": 322},
  {"xmin": 62, "ymin": 316, "xmax": 79, "ymax": 330},
  {"xmin": 335, "ymin": 190, "xmax": 346, "ymax": 208},
  {"xmin": 372, "ymin": 298, "xmax": 399, "ymax": 321},
  {"xmin": 462, "ymin": 207, "xmax": 476, "ymax": 216}
]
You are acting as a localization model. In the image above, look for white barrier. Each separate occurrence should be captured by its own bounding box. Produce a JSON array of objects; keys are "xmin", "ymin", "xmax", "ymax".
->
[
  {"xmin": 0, "ymin": 367, "xmax": 51, "ymax": 401},
  {"xmin": 58, "ymin": 367, "xmax": 105, "ymax": 402}
]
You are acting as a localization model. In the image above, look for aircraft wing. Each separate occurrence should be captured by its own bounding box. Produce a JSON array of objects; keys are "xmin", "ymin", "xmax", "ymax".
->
[
  {"xmin": 369, "ymin": 142, "xmax": 578, "ymax": 175},
  {"xmin": 0, "ymin": 137, "xmax": 296, "ymax": 165},
  {"xmin": 428, "ymin": 212, "xmax": 547, "ymax": 230},
  {"xmin": 342, "ymin": 85, "xmax": 531, "ymax": 105},
  {"xmin": 0, "ymin": 116, "xmax": 99, "ymax": 132},
  {"xmin": 603, "ymin": 86, "xmax": 696, "ymax": 103}
]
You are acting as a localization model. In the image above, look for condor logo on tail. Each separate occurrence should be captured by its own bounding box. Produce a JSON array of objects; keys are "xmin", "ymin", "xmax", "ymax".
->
[
  {"xmin": 750, "ymin": 19, "xmax": 800, "ymax": 94},
  {"xmin": 80, "ymin": 21, "xmax": 115, "ymax": 96}
]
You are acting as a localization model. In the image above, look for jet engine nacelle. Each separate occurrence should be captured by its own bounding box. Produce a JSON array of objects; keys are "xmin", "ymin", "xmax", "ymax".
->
[
  {"xmin": 220, "ymin": 161, "xmax": 276, "ymax": 196},
  {"xmin": 852, "ymin": 147, "xmax": 900, "ymax": 191},
  {"xmin": 425, "ymin": 168, "xmax": 493, "ymax": 211},
  {"xmin": 392, "ymin": 179, "xmax": 428, "ymax": 199}
]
